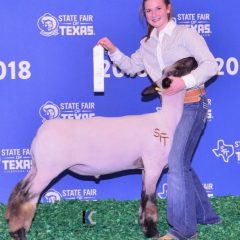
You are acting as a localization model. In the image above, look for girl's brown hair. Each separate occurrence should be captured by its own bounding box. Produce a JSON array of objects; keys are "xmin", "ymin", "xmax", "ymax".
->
[{"xmin": 141, "ymin": 0, "xmax": 172, "ymax": 41}]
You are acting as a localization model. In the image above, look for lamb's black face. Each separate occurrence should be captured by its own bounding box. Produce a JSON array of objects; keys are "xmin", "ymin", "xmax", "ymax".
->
[
  {"xmin": 141, "ymin": 57, "xmax": 198, "ymax": 97},
  {"xmin": 161, "ymin": 77, "xmax": 172, "ymax": 89}
]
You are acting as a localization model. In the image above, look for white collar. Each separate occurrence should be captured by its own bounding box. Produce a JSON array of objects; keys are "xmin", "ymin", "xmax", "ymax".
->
[{"xmin": 151, "ymin": 19, "xmax": 176, "ymax": 39}]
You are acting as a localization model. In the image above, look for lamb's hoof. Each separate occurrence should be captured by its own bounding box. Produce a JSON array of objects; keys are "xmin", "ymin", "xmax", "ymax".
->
[
  {"xmin": 141, "ymin": 83, "xmax": 158, "ymax": 97},
  {"xmin": 143, "ymin": 220, "xmax": 160, "ymax": 238},
  {"xmin": 145, "ymin": 229, "xmax": 160, "ymax": 239},
  {"xmin": 10, "ymin": 228, "xmax": 26, "ymax": 240}
]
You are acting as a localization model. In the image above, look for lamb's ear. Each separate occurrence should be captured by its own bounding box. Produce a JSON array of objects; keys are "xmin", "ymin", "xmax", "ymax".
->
[{"xmin": 141, "ymin": 82, "xmax": 159, "ymax": 97}]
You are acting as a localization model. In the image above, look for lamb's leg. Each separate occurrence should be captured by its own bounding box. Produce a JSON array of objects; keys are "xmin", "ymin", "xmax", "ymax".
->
[
  {"xmin": 139, "ymin": 166, "xmax": 164, "ymax": 238},
  {"xmin": 138, "ymin": 170, "xmax": 146, "ymax": 226},
  {"xmin": 5, "ymin": 166, "xmax": 61, "ymax": 240}
]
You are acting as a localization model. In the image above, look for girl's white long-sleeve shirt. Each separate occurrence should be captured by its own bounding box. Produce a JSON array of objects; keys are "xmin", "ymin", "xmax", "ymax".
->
[{"xmin": 109, "ymin": 20, "xmax": 218, "ymax": 89}]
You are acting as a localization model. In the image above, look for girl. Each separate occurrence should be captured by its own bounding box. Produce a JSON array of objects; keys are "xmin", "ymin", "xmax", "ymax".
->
[{"xmin": 98, "ymin": 0, "xmax": 220, "ymax": 239}]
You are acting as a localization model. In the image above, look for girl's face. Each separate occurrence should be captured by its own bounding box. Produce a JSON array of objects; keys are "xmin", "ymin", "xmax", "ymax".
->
[{"xmin": 144, "ymin": 0, "xmax": 171, "ymax": 32}]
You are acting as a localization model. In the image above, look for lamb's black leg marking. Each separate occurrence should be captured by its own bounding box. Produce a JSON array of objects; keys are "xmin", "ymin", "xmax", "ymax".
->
[
  {"xmin": 139, "ymin": 191, "xmax": 159, "ymax": 238},
  {"xmin": 10, "ymin": 228, "xmax": 26, "ymax": 240}
]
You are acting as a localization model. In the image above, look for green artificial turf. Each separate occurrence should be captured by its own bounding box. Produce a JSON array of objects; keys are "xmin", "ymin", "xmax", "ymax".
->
[{"xmin": 1, "ymin": 196, "xmax": 240, "ymax": 239}]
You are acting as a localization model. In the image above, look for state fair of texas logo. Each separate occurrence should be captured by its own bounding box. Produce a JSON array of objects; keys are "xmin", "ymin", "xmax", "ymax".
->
[{"xmin": 212, "ymin": 139, "xmax": 240, "ymax": 163}]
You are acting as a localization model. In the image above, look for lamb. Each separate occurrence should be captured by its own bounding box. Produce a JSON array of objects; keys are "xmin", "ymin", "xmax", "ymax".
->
[{"xmin": 5, "ymin": 57, "xmax": 198, "ymax": 240}]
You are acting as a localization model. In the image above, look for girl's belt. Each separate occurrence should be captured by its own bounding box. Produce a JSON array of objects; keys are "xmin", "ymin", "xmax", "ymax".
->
[{"xmin": 184, "ymin": 88, "xmax": 206, "ymax": 104}]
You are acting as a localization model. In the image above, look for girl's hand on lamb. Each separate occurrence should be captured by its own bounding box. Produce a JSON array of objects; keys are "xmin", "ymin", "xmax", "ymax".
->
[{"xmin": 162, "ymin": 76, "xmax": 186, "ymax": 96}]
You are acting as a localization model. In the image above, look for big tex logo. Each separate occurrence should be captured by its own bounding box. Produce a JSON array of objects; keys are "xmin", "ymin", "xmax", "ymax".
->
[
  {"xmin": 39, "ymin": 101, "xmax": 96, "ymax": 122},
  {"xmin": 37, "ymin": 13, "xmax": 95, "ymax": 37}
]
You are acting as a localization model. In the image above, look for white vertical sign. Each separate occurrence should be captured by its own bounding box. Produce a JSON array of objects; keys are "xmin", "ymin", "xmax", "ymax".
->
[{"xmin": 93, "ymin": 45, "xmax": 104, "ymax": 92}]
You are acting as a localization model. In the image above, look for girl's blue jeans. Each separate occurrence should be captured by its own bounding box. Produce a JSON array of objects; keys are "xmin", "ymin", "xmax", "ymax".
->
[{"xmin": 167, "ymin": 95, "xmax": 220, "ymax": 239}]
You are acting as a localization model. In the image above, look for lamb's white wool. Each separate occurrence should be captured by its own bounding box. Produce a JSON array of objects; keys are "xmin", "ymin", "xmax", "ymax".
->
[{"xmin": 31, "ymin": 89, "xmax": 184, "ymax": 190}]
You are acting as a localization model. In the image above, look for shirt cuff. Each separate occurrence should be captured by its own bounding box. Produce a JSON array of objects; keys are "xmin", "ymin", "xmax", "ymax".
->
[
  {"xmin": 182, "ymin": 73, "xmax": 197, "ymax": 89},
  {"xmin": 108, "ymin": 48, "xmax": 123, "ymax": 62}
]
